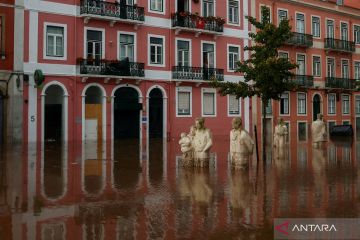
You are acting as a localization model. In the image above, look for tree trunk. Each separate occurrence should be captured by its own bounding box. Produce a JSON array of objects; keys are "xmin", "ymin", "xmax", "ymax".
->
[{"xmin": 262, "ymin": 99, "xmax": 267, "ymax": 166}]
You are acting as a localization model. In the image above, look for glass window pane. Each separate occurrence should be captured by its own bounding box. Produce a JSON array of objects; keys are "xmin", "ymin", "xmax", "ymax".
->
[
  {"xmin": 229, "ymin": 95, "xmax": 240, "ymax": 114},
  {"xmin": 203, "ymin": 92, "xmax": 215, "ymax": 115},
  {"xmin": 178, "ymin": 92, "xmax": 190, "ymax": 115}
]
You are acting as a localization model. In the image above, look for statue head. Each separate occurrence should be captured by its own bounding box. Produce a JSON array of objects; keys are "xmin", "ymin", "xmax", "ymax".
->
[
  {"xmin": 232, "ymin": 117, "xmax": 242, "ymax": 130},
  {"xmin": 181, "ymin": 132, "xmax": 187, "ymax": 138},
  {"xmin": 278, "ymin": 118, "xmax": 284, "ymax": 125},
  {"xmin": 189, "ymin": 125, "xmax": 196, "ymax": 136},
  {"xmin": 195, "ymin": 117, "xmax": 205, "ymax": 130},
  {"xmin": 317, "ymin": 113, "xmax": 323, "ymax": 120}
]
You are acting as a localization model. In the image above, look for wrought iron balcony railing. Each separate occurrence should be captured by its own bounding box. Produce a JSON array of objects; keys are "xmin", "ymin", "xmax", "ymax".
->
[
  {"xmin": 286, "ymin": 32, "xmax": 313, "ymax": 47},
  {"xmin": 292, "ymin": 75, "xmax": 314, "ymax": 88},
  {"xmin": 79, "ymin": 58, "xmax": 145, "ymax": 77},
  {"xmin": 325, "ymin": 77, "xmax": 356, "ymax": 90},
  {"xmin": 172, "ymin": 66, "xmax": 224, "ymax": 81},
  {"xmin": 324, "ymin": 38, "xmax": 355, "ymax": 53},
  {"xmin": 80, "ymin": 0, "xmax": 145, "ymax": 22},
  {"xmin": 171, "ymin": 12, "xmax": 224, "ymax": 33}
]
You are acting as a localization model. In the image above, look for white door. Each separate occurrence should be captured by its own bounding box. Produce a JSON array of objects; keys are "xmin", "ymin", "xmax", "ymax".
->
[{"xmin": 85, "ymin": 119, "xmax": 98, "ymax": 142}]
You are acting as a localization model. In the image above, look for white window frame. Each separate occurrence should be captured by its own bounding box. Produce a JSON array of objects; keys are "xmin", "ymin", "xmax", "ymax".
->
[
  {"xmin": 278, "ymin": 51, "xmax": 289, "ymax": 59},
  {"xmin": 201, "ymin": 88, "xmax": 217, "ymax": 117},
  {"xmin": 297, "ymin": 92, "xmax": 307, "ymax": 116},
  {"xmin": 227, "ymin": 0, "xmax": 240, "ymax": 26},
  {"xmin": 201, "ymin": 0, "xmax": 216, "ymax": 17},
  {"xmin": 295, "ymin": 12, "xmax": 306, "ymax": 34},
  {"xmin": 311, "ymin": 15, "xmax": 321, "ymax": 39},
  {"xmin": 117, "ymin": 31, "xmax": 137, "ymax": 61},
  {"xmin": 326, "ymin": 57, "xmax": 335, "ymax": 77},
  {"xmin": 312, "ymin": 55, "xmax": 321, "ymax": 77},
  {"xmin": 328, "ymin": 93, "xmax": 336, "ymax": 115},
  {"xmin": 259, "ymin": 4, "xmax": 272, "ymax": 23},
  {"xmin": 296, "ymin": 53, "xmax": 306, "ymax": 75},
  {"xmin": 342, "ymin": 94, "xmax": 350, "ymax": 115},
  {"xmin": 43, "ymin": 22, "xmax": 67, "ymax": 60},
  {"xmin": 340, "ymin": 21, "xmax": 349, "ymax": 41},
  {"xmin": 277, "ymin": 8, "xmax": 288, "ymax": 26},
  {"xmin": 201, "ymin": 40, "xmax": 216, "ymax": 68},
  {"xmin": 148, "ymin": 34, "xmax": 165, "ymax": 67},
  {"xmin": 227, "ymin": 44, "xmax": 240, "ymax": 72},
  {"xmin": 84, "ymin": 27, "xmax": 105, "ymax": 59},
  {"xmin": 279, "ymin": 92, "xmax": 290, "ymax": 116},
  {"xmin": 326, "ymin": 18, "xmax": 335, "ymax": 39},
  {"xmin": 355, "ymin": 95, "xmax": 360, "ymax": 115},
  {"xmin": 355, "ymin": 61, "xmax": 360, "ymax": 80},
  {"xmin": 227, "ymin": 94, "xmax": 241, "ymax": 117},
  {"xmin": 149, "ymin": 0, "xmax": 165, "ymax": 14},
  {"xmin": 176, "ymin": 86, "xmax": 192, "ymax": 117},
  {"xmin": 297, "ymin": 121, "xmax": 308, "ymax": 142},
  {"xmin": 341, "ymin": 58, "xmax": 350, "ymax": 79},
  {"xmin": 353, "ymin": 24, "xmax": 360, "ymax": 45},
  {"xmin": 175, "ymin": 37, "xmax": 192, "ymax": 67},
  {"xmin": 175, "ymin": 0, "xmax": 192, "ymax": 12}
]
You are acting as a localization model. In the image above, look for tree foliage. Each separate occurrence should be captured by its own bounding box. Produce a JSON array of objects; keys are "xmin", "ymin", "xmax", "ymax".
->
[{"xmin": 210, "ymin": 6, "xmax": 298, "ymax": 102}]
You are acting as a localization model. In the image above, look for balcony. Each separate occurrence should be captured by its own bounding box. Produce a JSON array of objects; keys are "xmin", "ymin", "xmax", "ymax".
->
[
  {"xmin": 325, "ymin": 77, "xmax": 356, "ymax": 90},
  {"xmin": 292, "ymin": 75, "xmax": 314, "ymax": 88},
  {"xmin": 79, "ymin": 58, "xmax": 145, "ymax": 82},
  {"xmin": 80, "ymin": 0, "xmax": 144, "ymax": 27},
  {"xmin": 324, "ymin": 38, "xmax": 355, "ymax": 53},
  {"xmin": 172, "ymin": 66, "xmax": 224, "ymax": 83},
  {"xmin": 171, "ymin": 12, "xmax": 224, "ymax": 38},
  {"xmin": 285, "ymin": 32, "xmax": 313, "ymax": 47}
]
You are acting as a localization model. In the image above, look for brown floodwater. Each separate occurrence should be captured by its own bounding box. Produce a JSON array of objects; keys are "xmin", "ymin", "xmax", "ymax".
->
[{"xmin": 0, "ymin": 134, "xmax": 358, "ymax": 240}]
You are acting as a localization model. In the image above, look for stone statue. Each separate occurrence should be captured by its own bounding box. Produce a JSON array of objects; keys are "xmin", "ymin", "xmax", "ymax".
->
[
  {"xmin": 192, "ymin": 117, "xmax": 213, "ymax": 167},
  {"xmin": 311, "ymin": 113, "xmax": 327, "ymax": 148},
  {"xmin": 230, "ymin": 118, "xmax": 254, "ymax": 169},
  {"xmin": 179, "ymin": 125, "xmax": 196, "ymax": 166},
  {"xmin": 273, "ymin": 118, "xmax": 288, "ymax": 148}
]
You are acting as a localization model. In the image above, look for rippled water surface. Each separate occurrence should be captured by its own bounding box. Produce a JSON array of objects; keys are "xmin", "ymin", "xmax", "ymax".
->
[{"xmin": 0, "ymin": 135, "xmax": 359, "ymax": 239}]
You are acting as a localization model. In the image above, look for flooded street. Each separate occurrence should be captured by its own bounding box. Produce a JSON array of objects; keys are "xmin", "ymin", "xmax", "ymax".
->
[{"xmin": 0, "ymin": 135, "xmax": 359, "ymax": 239}]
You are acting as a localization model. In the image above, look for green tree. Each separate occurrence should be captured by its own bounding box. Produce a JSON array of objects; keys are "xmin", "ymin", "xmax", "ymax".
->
[{"xmin": 210, "ymin": 6, "xmax": 298, "ymax": 163}]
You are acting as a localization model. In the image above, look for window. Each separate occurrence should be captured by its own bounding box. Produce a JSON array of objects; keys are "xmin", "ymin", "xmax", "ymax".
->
[
  {"xmin": 278, "ymin": 9, "xmax": 287, "ymax": 24},
  {"xmin": 337, "ymin": 0, "xmax": 343, "ymax": 6},
  {"xmin": 327, "ymin": 58, "xmax": 335, "ymax": 77},
  {"xmin": 228, "ymin": 94, "xmax": 240, "ymax": 115},
  {"xmin": 342, "ymin": 60, "xmax": 349, "ymax": 79},
  {"xmin": 202, "ymin": 42, "xmax": 215, "ymax": 68},
  {"xmin": 296, "ymin": 13, "xmax": 305, "ymax": 33},
  {"xmin": 203, "ymin": 0, "xmax": 214, "ymax": 17},
  {"xmin": 46, "ymin": 25, "xmax": 64, "ymax": 57},
  {"xmin": 313, "ymin": 56, "xmax": 321, "ymax": 77},
  {"xmin": 119, "ymin": 33, "xmax": 134, "ymax": 61},
  {"xmin": 202, "ymin": 89, "xmax": 216, "ymax": 116},
  {"xmin": 355, "ymin": 62, "xmax": 360, "ymax": 79},
  {"xmin": 260, "ymin": 6, "xmax": 270, "ymax": 23},
  {"xmin": 0, "ymin": 16, "xmax": 3, "ymax": 56},
  {"xmin": 298, "ymin": 122, "xmax": 307, "ymax": 141},
  {"xmin": 342, "ymin": 95, "xmax": 350, "ymax": 114},
  {"xmin": 297, "ymin": 54, "xmax": 306, "ymax": 75},
  {"xmin": 297, "ymin": 93, "xmax": 306, "ymax": 114},
  {"xmin": 279, "ymin": 52, "xmax": 289, "ymax": 59},
  {"xmin": 228, "ymin": 0, "xmax": 239, "ymax": 24},
  {"xmin": 265, "ymin": 100, "xmax": 272, "ymax": 115},
  {"xmin": 149, "ymin": 36, "xmax": 164, "ymax": 65},
  {"xmin": 228, "ymin": 46, "xmax": 239, "ymax": 71},
  {"xmin": 150, "ymin": 0, "xmax": 163, "ymax": 12},
  {"xmin": 328, "ymin": 94, "xmax": 336, "ymax": 115},
  {"xmin": 86, "ymin": 29, "xmax": 103, "ymax": 62},
  {"xmin": 280, "ymin": 93, "xmax": 289, "ymax": 115},
  {"xmin": 327, "ymin": 20, "xmax": 334, "ymax": 38},
  {"xmin": 356, "ymin": 96, "xmax": 360, "ymax": 114},
  {"xmin": 312, "ymin": 16, "xmax": 320, "ymax": 38},
  {"xmin": 341, "ymin": 22, "xmax": 348, "ymax": 41},
  {"xmin": 177, "ymin": 40, "xmax": 190, "ymax": 67},
  {"xmin": 177, "ymin": 87, "xmax": 191, "ymax": 116},
  {"xmin": 354, "ymin": 25, "xmax": 360, "ymax": 44}
]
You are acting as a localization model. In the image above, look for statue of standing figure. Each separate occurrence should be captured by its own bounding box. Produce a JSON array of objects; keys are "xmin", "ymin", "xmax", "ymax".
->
[
  {"xmin": 311, "ymin": 113, "xmax": 327, "ymax": 148},
  {"xmin": 179, "ymin": 118, "xmax": 213, "ymax": 167},
  {"xmin": 273, "ymin": 118, "xmax": 288, "ymax": 148},
  {"xmin": 230, "ymin": 118, "xmax": 254, "ymax": 169}
]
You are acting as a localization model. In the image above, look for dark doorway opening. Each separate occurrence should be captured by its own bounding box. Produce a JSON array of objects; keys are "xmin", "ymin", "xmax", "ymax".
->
[
  {"xmin": 114, "ymin": 87, "xmax": 140, "ymax": 139},
  {"xmin": 313, "ymin": 94, "xmax": 321, "ymax": 121},
  {"xmin": 45, "ymin": 86, "xmax": 64, "ymax": 142},
  {"xmin": 149, "ymin": 88, "xmax": 163, "ymax": 139},
  {"xmin": 0, "ymin": 91, "xmax": 3, "ymax": 145},
  {"xmin": 177, "ymin": 0, "xmax": 189, "ymax": 13}
]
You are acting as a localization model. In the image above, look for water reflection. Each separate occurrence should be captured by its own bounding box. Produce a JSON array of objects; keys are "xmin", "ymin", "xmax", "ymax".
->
[{"xmin": 1, "ymin": 137, "xmax": 360, "ymax": 239}]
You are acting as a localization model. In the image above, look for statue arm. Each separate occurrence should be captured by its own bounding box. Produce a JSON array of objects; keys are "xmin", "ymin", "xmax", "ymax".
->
[{"xmin": 202, "ymin": 130, "xmax": 213, "ymax": 152}]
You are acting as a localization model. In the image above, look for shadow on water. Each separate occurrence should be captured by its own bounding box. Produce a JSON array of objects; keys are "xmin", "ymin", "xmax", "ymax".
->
[{"xmin": 2, "ymin": 135, "xmax": 360, "ymax": 239}]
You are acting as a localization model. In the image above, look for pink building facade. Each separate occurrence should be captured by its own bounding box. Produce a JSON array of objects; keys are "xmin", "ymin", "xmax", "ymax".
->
[{"xmin": 22, "ymin": 0, "xmax": 252, "ymax": 146}]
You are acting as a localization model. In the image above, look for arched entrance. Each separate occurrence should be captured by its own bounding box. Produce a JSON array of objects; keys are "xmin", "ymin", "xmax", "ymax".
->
[
  {"xmin": 114, "ymin": 87, "xmax": 140, "ymax": 139},
  {"xmin": 149, "ymin": 88, "xmax": 163, "ymax": 139},
  {"xmin": 44, "ymin": 85, "xmax": 64, "ymax": 142},
  {"xmin": 0, "ymin": 90, "xmax": 4, "ymax": 145},
  {"xmin": 313, "ymin": 94, "xmax": 321, "ymax": 121},
  {"xmin": 85, "ymin": 86, "xmax": 103, "ymax": 144}
]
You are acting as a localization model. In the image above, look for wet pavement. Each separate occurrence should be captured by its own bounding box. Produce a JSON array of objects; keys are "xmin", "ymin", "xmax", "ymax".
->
[{"xmin": 0, "ymin": 135, "xmax": 359, "ymax": 239}]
